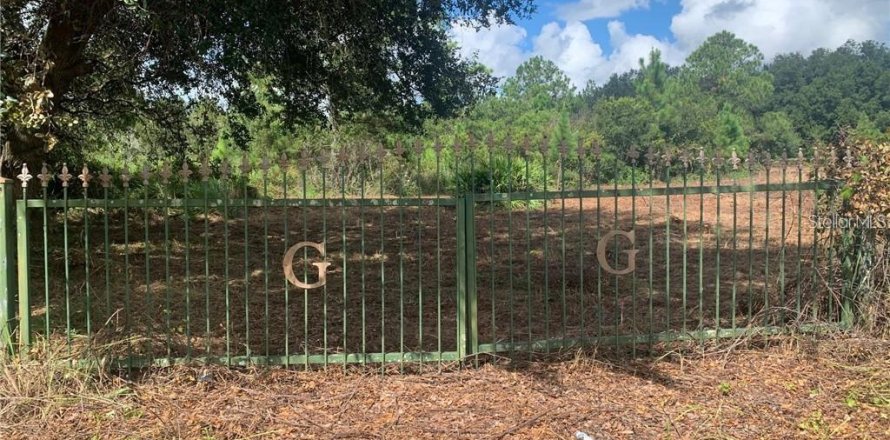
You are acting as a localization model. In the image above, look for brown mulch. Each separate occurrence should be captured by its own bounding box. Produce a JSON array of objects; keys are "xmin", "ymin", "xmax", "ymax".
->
[{"xmin": 2, "ymin": 337, "xmax": 888, "ymax": 439}]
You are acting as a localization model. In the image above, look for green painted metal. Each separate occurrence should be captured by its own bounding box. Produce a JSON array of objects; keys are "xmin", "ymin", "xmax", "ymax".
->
[
  {"xmin": 0, "ymin": 179, "xmax": 16, "ymax": 352},
  {"xmin": 16, "ymin": 199, "xmax": 30, "ymax": 348},
  {"xmin": 4, "ymin": 147, "xmax": 846, "ymax": 370}
]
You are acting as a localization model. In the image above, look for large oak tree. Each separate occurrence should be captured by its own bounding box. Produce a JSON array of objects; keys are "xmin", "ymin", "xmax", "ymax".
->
[{"xmin": 0, "ymin": 0, "xmax": 533, "ymax": 169}]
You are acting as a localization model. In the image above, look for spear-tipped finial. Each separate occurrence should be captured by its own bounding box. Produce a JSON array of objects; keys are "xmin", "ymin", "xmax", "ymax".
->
[
  {"xmin": 38, "ymin": 163, "xmax": 53, "ymax": 188},
  {"xmin": 179, "ymin": 161, "xmax": 193, "ymax": 182},
  {"xmin": 200, "ymin": 156, "xmax": 211, "ymax": 181},
  {"xmin": 627, "ymin": 145, "xmax": 640, "ymax": 162},
  {"xmin": 79, "ymin": 164, "xmax": 92, "ymax": 188},
  {"xmin": 297, "ymin": 148, "xmax": 312, "ymax": 171},
  {"xmin": 99, "ymin": 167, "xmax": 112, "ymax": 188},
  {"xmin": 158, "ymin": 163, "xmax": 173, "ymax": 184},
  {"xmin": 278, "ymin": 152, "xmax": 288, "ymax": 171},
  {"xmin": 220, "ymin": 159, "xmax": 231, "ymax": 181},
  {"xmin": 141, "ymin": 164, "xmax": 151, "ymax": 185},
  {"xmin": 59, "ymin": 163, "xmax": 72, "ymax": 187},
  {"xmin": 17, "ymin": 163, "xmax": 32, "ymax": 188},
  {"xmin": 120, "ymin": 167, "xmax": 131, "ymax": 188},
  {"xmin": 797, "ymin": 148, "xmax": 805, "ymax": 170},
  {"xmin": 240, "ymin": 152, "xmax": 251, "ymax": 174},
  {"xmin": 730, "ymin": 149, "xmax": 741, "ymax": 170}
]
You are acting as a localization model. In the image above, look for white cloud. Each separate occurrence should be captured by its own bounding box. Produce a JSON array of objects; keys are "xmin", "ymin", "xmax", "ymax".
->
[
  {"xmin": 670, "ymin": 0, "xmax": 890, "ymax": 59},
  {"xmin": 557, "ymin": 0, "xmax": 650, "ymax": 22},
  {"xmin": 533, "ymin": 21, "xmax": 606, "ymax": 87},
  {"xmin": 449, "ymin": 0, "xmax": 890, "ymax": 89},
  {"xmin": 448, "ymin": 20, "xmax": 527, "ymax": 79}
]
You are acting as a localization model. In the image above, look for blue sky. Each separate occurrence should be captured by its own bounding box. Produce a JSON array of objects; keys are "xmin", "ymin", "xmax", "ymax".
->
[{"xmin": 450, "ymin": 0, "xmax": 890, "ymax": 87}]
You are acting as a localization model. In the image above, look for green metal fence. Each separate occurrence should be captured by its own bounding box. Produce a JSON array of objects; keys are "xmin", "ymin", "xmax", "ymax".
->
[{"xmin": 0, "ymin": 140, "xmax": 849, "ymax": 369}]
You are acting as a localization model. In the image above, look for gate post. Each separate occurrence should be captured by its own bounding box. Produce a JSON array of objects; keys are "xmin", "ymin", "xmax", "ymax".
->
[
  {"xmin": 0, "ymin": 178, "xmax": 17, "ymax": 352},
  {"xmin": 456, "ymin": 196, "xmax": 478, "ymax": 359}
]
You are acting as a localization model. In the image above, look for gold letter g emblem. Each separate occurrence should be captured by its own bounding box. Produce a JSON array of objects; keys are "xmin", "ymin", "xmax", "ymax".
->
[
  {"xmin": 283, "ymin": 242, "xmax": 331, "ymax": 289},
  {"xmin": 596, "ymin": 230, "xmax": 638, "ymax": 275}
]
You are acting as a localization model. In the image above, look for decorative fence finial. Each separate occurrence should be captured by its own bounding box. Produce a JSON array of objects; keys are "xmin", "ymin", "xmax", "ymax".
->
[
  {"xmin": 663, "ymin": 148, "xmax": 673, "ymax": 167},
  {"xmin": 558, "ymin": 139, "xmax": 568, "ymax": 158},
  {"xmin": 645, "ymin": 146, "xmax": 657, "ymax": 167},
  {"xmin": 712, "ymin": 151, "xmax": 725, "ymax": 168},
  {"xmin": 260, "ymin": 155, "xmax": 271, "ymax": 173},
  {"xmin": 539, "ymin": 134, "xmax": 550, "ymax": 157},
  {"xmin": 17, "ymin": 163, "xmax": 32, "ymax": 188},
  {"xmin": 200, "ymin": 156, "xmax": 211, "ymax": 181},
  {"xmin": 179, "ymin": 161, "xmax": 193, "ymax": 182},
  {"xmin": 240, "ymin": 152, "xmax": 251, "ymax": 175},
  {"xmin": 99, "ymin": 167, "xmax": 112, "ymax": 188},
  {"xmin": 730, "ymin": 149, "xmax": 740, "ymax": 170},
  {"xmin": 38, "ymin": 163, "xmax": 53, "ymax": 188},
  {"xmin": 278, "ymin": 152, "xmax": 288, "ymax": 171},
  {"xmin": 591, "ymin": 141, "xmax": 602, "ymax": 160},
  {"xmin": 79, "ymin": 164, "xmax": 91, "ymax": 188},
  {"xmin": 797, "ymin": 148, "xmax": 805, "ymax": 170},
  {"xmin": 746, "ymin": 149, "xmax": 756, "ymax": 170},
  {"xmin": 298, "ymin": 148, "xmax": 313, "ymax": 171},
  {"xmin": 697, "ymin": 146, "xmax": 705, "ymax": 168},
  {"xmin": 413, "ymin": 139, "xmax": 424, "ymax": 157},
  {"xmin": 762, "ymin": 150, "xmax": 772, "ymax": 169},
  {"xmin": 140, "ymin": 164, "xmax": 151, "ymax": 185},
  {"xmin": 59, "ymin": 163, "xmax": 72, "ymax": 187},
  {"xmin": 337, "ymin": 147, "xmax": 350, "ymax": 165},
  {"xmin": 627, "ymin": 145, "xmax": 640, "ymax": 163},
  {"xmin": 120, "ymin": 167, "xmax": 130, "ymax": 188},
  {"xmin": 780, "ymin": 150, "xmax": 789, "ymax": 170},
  {"xmin": 158, "ymin": 163, "xmax": 172, "ymax": 184},
  {"xmin": 220, "ymin": 159, "xmax": 231, "ymax": 181},
  {"xmin": 393, "ymin": 140, "xmax": 405, "ymax": 158},
  {"xmin": 680, "ymin": 150, "xmax": 691, "ymax": 170}
]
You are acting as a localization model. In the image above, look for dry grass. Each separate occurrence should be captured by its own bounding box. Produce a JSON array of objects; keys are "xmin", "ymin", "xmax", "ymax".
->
[{"xmin": 1, "ymin": 335, "xmax": 887, "ymax": 439}]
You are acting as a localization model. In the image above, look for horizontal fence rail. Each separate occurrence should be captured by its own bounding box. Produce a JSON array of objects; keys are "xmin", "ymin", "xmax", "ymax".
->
[{"xmin": 0, "ymin": 141, "xmax": 853, "ymax": 370}]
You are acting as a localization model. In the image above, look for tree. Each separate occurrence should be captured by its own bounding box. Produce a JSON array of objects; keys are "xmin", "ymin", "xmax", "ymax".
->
[
  {"xmin": 684, "ymin": 31, "xmax": 773, "ymax": 112},
  {"xmin": 0, "ymin": 0, "xmax": 533, "ymax": 169},
  {"xmin": 635, "ymin": 49, "xmax": 669, "ymax": 107},
  {"xmin": 503, "ymin": 56, "xmax": 575, "ymax": 110}
]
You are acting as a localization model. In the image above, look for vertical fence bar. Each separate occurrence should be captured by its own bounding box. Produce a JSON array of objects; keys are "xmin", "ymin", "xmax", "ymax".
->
[
  {"xmin": 395, "ymin": 145, "xmax": 404, "ymax": 372},
  {"xmin": 630, "ymin": 148, "xmax": 638, "ymax": 356},
  {"xmin": 0, "ymin": 177, "xmax": 14, "ymax": 352},
  {"xmin": 359, "ymin": 152, "xmax": 367, "ymax": 364},
  {"xmin": 697, "ymin": 150, "xmax": 705, "ymax": 340},
  {"xmin": 796, "ymin": 150, "xmax": 804, "ymax": 317},
  {"xmin": 80, "ymin": 167, "xmax": 91, "ymax": 341},
  {"xmin": 663, "ymin": 152, "xmax": 671, "ymax": 334},
  {"xmin": 321, "ymin": 165, "xmax": 328, "ymax": 369},
  {"xmin": 377, "ymin": 146, "xmax": 386, "ymax": 372},
  {"xmin": 489, "ymin": 140, "xmax": 497, "ymax": 353},
  {"xmin": 523, "ymin": 142, "xmax": 532, "ymax": 357},
  {"xmin": 241, "ymin": 155, "xmax": 251, "ymax": 359},
  {"xmin": 61, "ymin": 165, "xmax": 72, "ymax": 355},
  {"xmin": 506, "ymin": 139, "xmax": 515, "ymax": 353},
  {"xmin": 746, "ymin": 153, "xmax": 755, "ymax": 322},
  {"xmin": 647, "ymin": 150, "xmax": 655, "ymax": 349},
  {"xmin": 456, "ymin": 195, "xmax": 477, "ymax": 360},
  {"xmin": 301, "ymin": 155, "xmax": 310, "ymax": 371},
  {"xmin": 594, "ymin": 146, "xmax": 603, "ymax": 340},
  {"xmin": 262, "ymin": 158, "xmax": 270, "ymax": 360},
  {"xmin": 340, "ymin": 152, "xmax": 348, "ymax": 371},
  {"xmin": 201, "ymin": 160, "xmax": 211, "ymax": 359},
  {"xmin": 16, "ymin": 179, "xmax": 31, "ymax": 349},
  {"xmin": 415, "ymin": 141, "xmax": 424, "ymax": 365},
  {"xmin": 779, "ymin": 154, "xmax": 788, "ymax": 324},
  {"xmin": 577, "ymin": 141, "xmax": 586, "ymax": 341},
  {"xmin": 558, "ymin": 143, "xmax": 567, "ymax": 347},
  {"xmin": 730, "ymin": 150, "xmax": 740, "ymax": 331},
  {"xmin": 162, "ymin": 166, "xmax": 172, "ymax": 357},
  {"xmin": 121, "ymin": 169, "xmax": 131, "ymax": 368},
  {"xmin": 278, "ymin": 155, "xmax": 289, "ymax": 367},
  {"xmin": 434, "ymin": 143, "xmax": 442, "ymax": 366},
  {"xmin": 181, "ymin": 164, "xmax": 192, "ymax": 359},
  {"xmin": 41, "ymin": 167, "xmax": 51, "ymax": 339},
  {"xmin": 142, "ymin": 167, "xmax": 153, "ymax": 360},
  {"xmin": 222, "ymin": 162, "xmax": 232, "ymax": 366},
  {"xmin": 541, "ymin": 140, "xmax": 550, "ymax": 353},
  {"xmin": 714, "ymin": 156, "xmax": 722, "ymax": 337},
  {"xmin": 764, "ymin": 154, "xmax": 772, "ymax": 324},
  {"xmin": 681, "ymin": 157, "xmax": 688, "ymax": 334}
]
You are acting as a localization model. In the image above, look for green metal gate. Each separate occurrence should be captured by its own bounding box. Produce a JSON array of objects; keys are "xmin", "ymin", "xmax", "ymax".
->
[{"xmin": 0, "ymin": 140, "xmax": 848, "ymax": 369}]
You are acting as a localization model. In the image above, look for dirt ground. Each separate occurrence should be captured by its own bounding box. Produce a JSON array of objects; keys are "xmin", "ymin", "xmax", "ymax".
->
[{"xmin": 1, "ymin": 336, "xmax": 887, "ymax": 439}]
